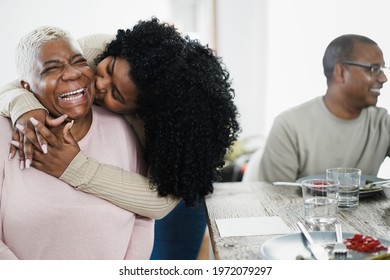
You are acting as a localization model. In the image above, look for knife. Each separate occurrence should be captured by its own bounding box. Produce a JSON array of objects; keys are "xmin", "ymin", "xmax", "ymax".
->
[
  {"xmin": 297, "ymin": 222, "xmax": 329, "ymax": 260},
  {"xmin": 272, "ymin": 182, "xmax": 302, "ymax": 187}
]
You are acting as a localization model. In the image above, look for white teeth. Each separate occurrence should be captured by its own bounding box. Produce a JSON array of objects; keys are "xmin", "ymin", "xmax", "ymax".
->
[
  {"xmin": 62, "ymin": 95, "xmax": 83, "ymax": 101},
  {"xmin": 60, "ymin": 88, "xmax": 84, "ymax": 98},
  {"xmin": 371, "ymin": 88, "xmax": 380, "ymax": 93}
]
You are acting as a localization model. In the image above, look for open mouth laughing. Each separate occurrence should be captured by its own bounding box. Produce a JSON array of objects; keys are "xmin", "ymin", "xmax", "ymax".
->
[
  {"xmin": 370, "ymin": 87, "xmax": 381, "ymax": 97},
  {"xmin": 59, "ymin": 88, "xmax": 85, "ymax": 100}
]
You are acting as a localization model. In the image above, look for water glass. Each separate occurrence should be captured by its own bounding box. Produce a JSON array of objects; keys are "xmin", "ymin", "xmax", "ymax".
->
[
  {"xmin": 326, "ymin": 167, "xmax": 361, "ymax": 208},
  {"xmin": 302, "ymin": 179, "xmax": 339, "ymax": 229}
]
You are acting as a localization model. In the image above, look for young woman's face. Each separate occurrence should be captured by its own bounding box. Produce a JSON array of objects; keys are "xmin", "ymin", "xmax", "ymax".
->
[{"xmin": 94, "ymin": 56, "xmax": 139, "ymax": 115}]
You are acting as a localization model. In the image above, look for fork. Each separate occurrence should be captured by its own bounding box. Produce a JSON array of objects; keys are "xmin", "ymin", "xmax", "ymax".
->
[
  {"xmin": 333, "ymin": 223, "xmax": 348, "ymax": 260},
  {"xmin": 362, "ymin": 180, "xmax": 390, "ymax": 190}
]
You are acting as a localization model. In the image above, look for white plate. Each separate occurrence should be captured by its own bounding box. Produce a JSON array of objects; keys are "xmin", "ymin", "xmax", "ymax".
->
[
  {"xmin": 296, "ymin": 175, "xmax": 385, "ymax": 197},
  {"xmin": 260, "ymin": 231, "xmax": 390, "ymax": 260}
]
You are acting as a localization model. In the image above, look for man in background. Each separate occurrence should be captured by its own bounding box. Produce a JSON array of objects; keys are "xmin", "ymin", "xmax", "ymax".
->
[{"xmin": 257, "ymin": 34, "xmax": 390, "ymax": 182}]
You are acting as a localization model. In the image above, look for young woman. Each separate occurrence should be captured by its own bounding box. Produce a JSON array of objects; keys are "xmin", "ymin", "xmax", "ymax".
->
[{"xmin": 1, "ymin": 18, "xmax": 240, "ymax": 259}]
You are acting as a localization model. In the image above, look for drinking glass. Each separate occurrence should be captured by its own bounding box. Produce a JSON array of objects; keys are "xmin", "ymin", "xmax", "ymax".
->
[
  {"xmin": 326, "ymin": 167, "xmax": 361, "ymax": 208},
  {"xmin": 302, "ymin": 179, "xmax": 339, "ymax": 229}
]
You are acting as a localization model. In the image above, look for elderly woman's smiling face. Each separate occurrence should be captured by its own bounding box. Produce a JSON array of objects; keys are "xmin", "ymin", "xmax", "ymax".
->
[{"xmin": 23, "ymin": 38, "xmax": 95, "ymax": 121}]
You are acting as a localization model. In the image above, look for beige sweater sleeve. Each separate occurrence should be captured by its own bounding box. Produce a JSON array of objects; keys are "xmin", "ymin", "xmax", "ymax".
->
[
  {"xmin": 0, "ymin": 80, "xmax": 46, "ymax": 124},
  {"xmin": 60, "ymin": 152, "xmax": 179, "ymax": 219}
]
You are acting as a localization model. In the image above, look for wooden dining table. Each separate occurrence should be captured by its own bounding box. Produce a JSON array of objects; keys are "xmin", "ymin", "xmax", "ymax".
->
[{"xmin": 204, "ymin": 181, "xmax": 390, "ymax": 260}]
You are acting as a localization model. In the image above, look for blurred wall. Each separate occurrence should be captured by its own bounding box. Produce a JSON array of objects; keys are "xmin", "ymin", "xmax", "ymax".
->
[{"xmin": 216, "ymin": 0, "xmax": 267, "ymax": 141}]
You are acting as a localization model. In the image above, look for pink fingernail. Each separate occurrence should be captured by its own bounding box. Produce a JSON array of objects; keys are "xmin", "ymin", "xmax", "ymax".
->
[
  {"xmin": 15, "ymin": 123, "xmax": 24, "ymax": 132},
  {"xmin": 41, "ymin": 144, "xmax": 48, "ymax": 154},
  {"xmin": 11, "ymin": 140, "xmax": 20, "ymax": 148},
  {"xmin": 30, "ymin": 117, "xmax": 38, "ymax": 126}
]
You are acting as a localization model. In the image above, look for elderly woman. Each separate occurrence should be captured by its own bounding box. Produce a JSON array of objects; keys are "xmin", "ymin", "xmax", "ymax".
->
[
  {"xmin": 1, "ymin": 18, "xmax": 240, "ymax": 259},
  {"xmin": 0, "ymin": 26, "xmax": 153, "ymax": 259}
]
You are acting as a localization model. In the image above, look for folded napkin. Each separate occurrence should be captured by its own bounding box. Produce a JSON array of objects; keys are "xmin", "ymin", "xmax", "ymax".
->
[{"xmin": 215, "ymin": 216, "xmax": 292, "ymax": 238}]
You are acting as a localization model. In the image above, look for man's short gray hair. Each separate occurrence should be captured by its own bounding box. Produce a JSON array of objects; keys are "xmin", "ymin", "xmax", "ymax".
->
[{"xmin": 15, "ymin": 26, "xmax": 82, "ymax": 83}]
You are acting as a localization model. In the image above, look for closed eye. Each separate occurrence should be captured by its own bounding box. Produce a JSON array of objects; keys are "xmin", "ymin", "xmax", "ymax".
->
[
  {"xmin": 74, "ymin": 58, "xmax": 88, "ymax": 65},
  {"xmin": 106, "ymin": 63, "xmax": 111, "ymax": 75},
  {"xmin": 110, "ymin": 57, "xmax": 125, "ymax": 104},
  {"xmin": 41, "ymin": 64, "xmax": 62, "ymax": 75}
]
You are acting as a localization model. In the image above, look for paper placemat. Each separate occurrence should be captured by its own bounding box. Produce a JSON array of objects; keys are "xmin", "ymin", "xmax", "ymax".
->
[{"xmin": 215, "ymin": 216, "xmax": 292, "ymax": 238}]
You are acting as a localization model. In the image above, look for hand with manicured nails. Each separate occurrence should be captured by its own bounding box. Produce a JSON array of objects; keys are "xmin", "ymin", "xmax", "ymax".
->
[
  {"xmin": 24, "ymin": 117, "xmax": 80, "ymax": 177},
  {"xmin": 9, "ymin": 110, "xmax": 73, "ymax": 175}
]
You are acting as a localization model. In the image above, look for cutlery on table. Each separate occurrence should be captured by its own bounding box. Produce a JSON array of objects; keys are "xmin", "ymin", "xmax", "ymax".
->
[
  {"xmin": 296, "ymin": 222, "xmax": 329, "ymax": 260},
  {"xmin": 361, "ymin": 180, "xmax": 390, "ymax": 190},
  {"xmin": 333, "ymin": 223, "xmax": 348, "ymax": 260},
  {"xmin": 274, "ymin": 180, "xmax": 389, "ymax": 190},
  {"xmin": 272, "ymin": 182, "xmax": 301, "ymax": 187}
]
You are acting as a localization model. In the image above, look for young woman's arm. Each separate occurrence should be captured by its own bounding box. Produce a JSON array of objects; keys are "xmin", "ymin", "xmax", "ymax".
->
[
  {"xmin": 61, "ymin": 153, "xmax": 178, "ymax": 219},
  {"xmin": 0, "ymin": 80, "xmax": 47, "ymax": 124}
]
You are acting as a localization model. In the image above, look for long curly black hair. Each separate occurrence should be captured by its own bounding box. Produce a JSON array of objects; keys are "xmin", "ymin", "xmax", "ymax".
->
[{"xmin": 96, "ymin": 17, "xmax": 240, "ymax": 206}]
